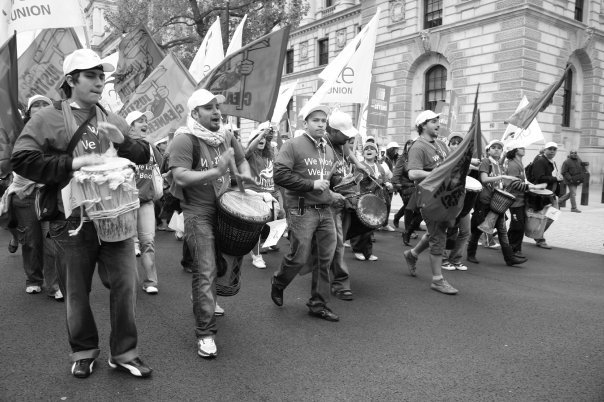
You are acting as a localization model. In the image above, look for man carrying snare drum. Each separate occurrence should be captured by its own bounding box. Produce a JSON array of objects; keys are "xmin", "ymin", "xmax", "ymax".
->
[
  {"xmin": 11, "ymin": 49, "xmax": 152, "ymax": 379},
  {"xmin": 169, "ymin": 89, "xmax": 254, "ymax": 359}
]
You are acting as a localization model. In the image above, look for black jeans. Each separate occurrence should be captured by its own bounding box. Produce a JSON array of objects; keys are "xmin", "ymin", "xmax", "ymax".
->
[{"xmin": 508, "ymin": 206, "xmax": 526, "ymax": 253}]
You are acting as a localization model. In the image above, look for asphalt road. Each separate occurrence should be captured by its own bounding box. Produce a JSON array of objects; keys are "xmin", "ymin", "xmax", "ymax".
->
[{"xmin": 1, "ymin": 228, "xmax": 603, "ymax": 401}]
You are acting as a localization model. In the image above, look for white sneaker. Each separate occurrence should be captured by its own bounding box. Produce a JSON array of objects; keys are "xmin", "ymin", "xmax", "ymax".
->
[
  {"xmin": 384, "ymin": 225, "xmax": 395, "ymax": 232},
  {"xmin": 453, "ymin": 262, "xmax": 468, "ymax": 271},
  {"xmin": 25, "ymin": 285, "xmax": 41, "ymax": 294},
  {"xmin": 197, "ymin": 336, "xmax": 217, "ymax": 358},
  {"xmin": 144, "ymin": 286, "xmax": 159, "ymax": 294},
  {"xmin": 251, "ymin": 254, "xmax": 266, "ymax": 269},
  {"xmin": 343, "ymin": 241, "xmax": 351, "ymax": 248},
  {"xmin": 175, "ymin": 231, "xmax": 184, "ymax": 241},
  {"xmin": 214, "ymin": 303, "xmax": 225, "ymax": 316},
  {"xmin": 134, "ymin": 244, "xmax": 141, "ymax": 257},
  {"xmin": 54, "ymin": 289, "xmax": 64, "ymax": 300},
  {"xmin": 368, "ymin": 255, "xmax": 378, "ymax": 261},
  {"xmin": 441, "ymin": 262, "xmax": 456, "ymax": 271},
  {"xmin": 354, "ymin": 253, "xmax": 366, "ymax": 261}
]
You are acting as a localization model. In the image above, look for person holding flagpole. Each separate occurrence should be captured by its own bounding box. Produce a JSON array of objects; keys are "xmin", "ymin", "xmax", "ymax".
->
[
  {"xmin": 402, "ymin": 110, "xmax": 458, "ymax": 295},
  {"xmin": 11, "ymin": 49, "xmax": 152, "ymax": 379}
]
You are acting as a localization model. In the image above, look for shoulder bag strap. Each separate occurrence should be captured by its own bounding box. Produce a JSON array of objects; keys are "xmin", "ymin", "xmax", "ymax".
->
[{"xmin": 66, "ymin": 107, "xmax": 97, "ymax": 155}]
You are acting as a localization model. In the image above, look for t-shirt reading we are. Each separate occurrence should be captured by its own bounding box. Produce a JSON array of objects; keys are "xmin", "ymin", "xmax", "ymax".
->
[{"xmin": 169, "ymin": 131, "xmax": 245, "ymax": 215}]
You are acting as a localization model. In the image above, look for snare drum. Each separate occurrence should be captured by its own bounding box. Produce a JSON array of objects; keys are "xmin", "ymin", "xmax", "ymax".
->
[
  {"xmin": 489, "ymin": 189, "xmax": 516, "ymax": 214},
  {"xmin": 216, "ymin": 190, "xmax": 272, "ymax": 256},
  {"xmin": 345, "ymin": 193, "xmax": 388, "ymax": 240},
  {"xmin": 74, "ymin": 157, "xmax": 139, "ymax": 242},
  {"xmin": 526, "ymin": 189, "xmax": 553, "ymax": 211},
  {"xmin": 460, "ymin": 176, "xmax": 482, "ymax": 217}
]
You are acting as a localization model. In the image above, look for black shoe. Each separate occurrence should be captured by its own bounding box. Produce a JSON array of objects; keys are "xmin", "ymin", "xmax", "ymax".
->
[
  {"xmin": 271, "ymin": 278, "xmax": 283, "ymax": 306},
  {"xmin": 402, "ymin": 231, "xmax": 411, "ymax": 246},
  {"xmin": 467, "ymin": 255, "xmax": 479, "ymax": 264},
  {"xmin": 8, "ymin": 239, "xmax": 18, "ymax": 254},
  {"xmin": 393, "ymin": 217, "xmax": 400, "ymax": 228},
  {"xmin": 332, "ymin": 288, "xmax": 354, "ymax": 301},
  {"xmin": 71, "ymin": 358, "xmax": 95, "ymax": 379},
  {"xmin": 513, "ymin": 251, "xmax": 525, "ymax": 258},
  {"xmin": 506, "ymin": 256, "xmax": 528, "ymax": 266},
  {"xmin": 308, "ymin": 307, "xmax": 339, "ymax": 322},
  {"xmin": 108, "ymin": 357, "xmax": 152, "ymax": 378}
]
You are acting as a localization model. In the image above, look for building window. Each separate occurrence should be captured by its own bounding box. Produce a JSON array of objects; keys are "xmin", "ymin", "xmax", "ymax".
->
[
  {"xmin": 286, "ymin": 49, "xmax": 294, "ymax": 74},
  {"xmin": 318, "ymin": 38, "xmax": 329, "ymax": 66},
  {"xmin": 424, "ymin": 65, "xmax": 447, "ymax": 111},
  {"xmin": 574, "ymin": 0, "xmax": 584, "ymax": 22},
  {"xmin": 325, "ymin": 0, "xmax": 334, "ymax": 7},
  {"xmin": 424, "ymin": 0, "xmax": 443, "ymax": 29},
  {"xmin": 562, "ymin": 68, "xmax": 573, "ymax": 127}
]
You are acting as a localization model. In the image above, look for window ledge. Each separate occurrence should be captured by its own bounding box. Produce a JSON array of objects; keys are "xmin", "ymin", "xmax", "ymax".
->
[{"xmin": 456, "ymin": 0, "xmax": 480, "ymax": 12}]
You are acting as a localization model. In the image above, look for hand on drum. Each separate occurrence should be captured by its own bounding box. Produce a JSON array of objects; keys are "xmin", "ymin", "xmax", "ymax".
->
[
  {"xmin": 97, "ymin": 122, "xmax": 125, "ymax": 144},
  {"xmin": 529, "ymin": 182, "xmax": 547, "ymax": 190},
  {"xmin": 72, "ymin": 154, "xmax": 105, "ymax": 170},
  {"xmin": 313, "ymin": 179, "xmax": 330, "ymax": 193}
]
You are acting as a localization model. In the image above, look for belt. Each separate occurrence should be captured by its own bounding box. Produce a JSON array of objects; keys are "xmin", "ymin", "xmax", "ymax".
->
[{"xmin": 306, "ymin": 204, "xmax": 331, "ymax": 209}]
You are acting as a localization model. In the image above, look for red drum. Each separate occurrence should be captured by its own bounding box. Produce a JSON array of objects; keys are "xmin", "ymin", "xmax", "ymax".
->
[
  {"xmin": 489, "ymin": 189, "xmax": 516, "ymax": 214},
  {"xmin": 526, "ymin": 189, "xmax": 553, "ymax": 211},
  {"xmin": 460, "ymin": 176, "xmax": 482, "ymax": 217},
  {"xmin": 345, "ymin": 193, "xmax": 388, "ymax": 240}
]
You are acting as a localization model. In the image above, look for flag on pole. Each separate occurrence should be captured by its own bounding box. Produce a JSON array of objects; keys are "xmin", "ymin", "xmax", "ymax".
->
[
  {"xmin": 0, "ymin": 34, "xmax": 24, "ymax": 177},
  {"xmin": 5, "ymin": 0, "xmax": 85, "ymax": 37},
  {"xmin": 200, "ymin": 26, "xmax": 291, "ymax": 122},
  {"xmin": 504, "ymin": 67, "xmax": 570, "ymax": 129},
  {"xmin": 113, "ymin": 25, "xmax": 165, "ymax": 103},
  {"xmin": 271, "ymin": 80, "xmax": 298, "ymax": 124},
  {"xmin": 417, "ymin": 85, "xmax": 481, "ymax": 222},
  {"xmin": 17, "ymin": 28, "xmax": 81, "ymax": 105},
  {"xmin": 189, "ymin": 17, "xmax": 224, "ymax": 83},
  {"xmin": 501, "ymin": 95, "xmax": 544, "ymax": 148},
  {"xmin": 99, "ymin": 52, "xmax": 123, "ymax": 113},
  {"xmin": 119, "ymin": 53, "xmax": 197, "ymax": 144},
  {"xmin": 225, "ymin": 15, "xmax": 247, "ymax": 57}
]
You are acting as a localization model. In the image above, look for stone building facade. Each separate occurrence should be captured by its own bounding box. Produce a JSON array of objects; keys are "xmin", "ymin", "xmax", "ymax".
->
[{"xmin": 283, "ymin": 0, "xmax": 604, "ymax": 178}]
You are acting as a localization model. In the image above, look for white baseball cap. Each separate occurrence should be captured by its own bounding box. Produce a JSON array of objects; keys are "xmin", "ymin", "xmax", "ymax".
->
[
  {"xmin": 302, "ymin": 105, "xmax": 330, "ymax": 121},
  {"xmin": 187, "ymin": 89, "xmax": 226, "ymax": 112},
  {"xmin": 27, "ymin": 95, "xmax": 52, "ymax": 110},
  {"xmin": 486, "ymin": 139, "xmax": 505, "ymax": 149},
  {"xmin": 544, "ymin": 141, "xmax": 558, "ymax": 149},
  {"xmin": 63, "ymin": 49, "xmax": 114, "ymax": 76},
  {"xmin": 126, "ymin": 110, "xmax": 154, "ymax": 126},
  {"xmin": 415, "ymin": 110, "xmax": 441, "ymax": 127},
  {"xmin": 328, "ymin": 110, "xmax": 358, "ymax": 138},
  {"xmin": 505, "ymin": 140, "xmax": 524, "ymax": 151},
  {"xmin": 386, "ymin": 141, "xmax": 399, "ymax": 149}
]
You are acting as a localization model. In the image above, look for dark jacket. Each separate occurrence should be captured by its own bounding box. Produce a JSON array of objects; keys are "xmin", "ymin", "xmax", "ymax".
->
[
  {"xmin": 391, "ymin": 156, "xmax": 415, "ymax": 194},
  {"xmin": 561, "ymin": 157, "xmax": 584, "ymax": 185},
  {"xmin": 532, "ymin": 154, "xmax": 559, "ymax": 193}
]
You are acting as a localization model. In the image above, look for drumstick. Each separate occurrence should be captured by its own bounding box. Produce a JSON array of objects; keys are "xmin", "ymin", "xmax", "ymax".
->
[{"xmin": 228, "ymin": 158, "xmax": 246, "ymax": 193}]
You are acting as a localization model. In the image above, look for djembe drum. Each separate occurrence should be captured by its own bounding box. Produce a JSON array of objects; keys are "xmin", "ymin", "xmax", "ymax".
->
[
  {"xmin": 477, "ymin": 189, "xmax": 516, "ymax": 234},
  {"xmin": 73, "ymin": 157, "xmax": 139, "ymax": 242}
]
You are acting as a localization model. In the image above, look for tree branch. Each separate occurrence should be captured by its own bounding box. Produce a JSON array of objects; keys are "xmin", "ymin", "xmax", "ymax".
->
[{"xmin": 159, "ymin": 35, "xmax": 199, "ymax": 50}]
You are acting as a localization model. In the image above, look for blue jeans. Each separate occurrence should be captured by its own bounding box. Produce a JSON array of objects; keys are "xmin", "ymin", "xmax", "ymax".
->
[
  {"xmin": 49, "ymin": 219, "xmax": 139, "ymax": 363},
  {"xmin": 273, "ymin": 207, "xmax": 336, "ymax": 311},
  {"xmin": 443, "ymin": 214, "xmax": 471, "ymax": 264},
  {"xmin": 330, "ymin": 207, "xmax": 351, "ymax": 292},
  {"xmin": 184, "ymin": 213, "xmax": 218, "ymax": 339},
  {"xmin": 11, "ymin": 194, "xmax": 44, "ymax": 287},
  {"xmin": 136, "ymin": 201, "xmax": 157, "ymax": 288}
]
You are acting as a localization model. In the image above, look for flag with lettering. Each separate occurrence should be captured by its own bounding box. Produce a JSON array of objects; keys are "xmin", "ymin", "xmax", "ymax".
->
[
  {"xmin": 119, "ymin": 52, "xmax": 196, "ymax": 144},
  {"xmin": 113, "ymin": 25, "xmax": 165, "ymax": 103},
  {"xmin": 200, "ymin": 26, "xmax": 291, "ymax": 122},
  {"xmin": 17, "ymin": 28, "xmax": 82, "ymax": 105},
  {"xmin": 5, "ymin": 0, "xmax": 85, "ymax": 37},
  {"xmin": 417, "ymin": 85, "xmax": 480, "ymax": 222},
  {"xmin": 189, "ymin": 17, "xmax": 224, "ymax": 83},
  {"xmin": 0, "ymin": 34, "xmax": 24, "ymax": 177},
  {"xmin": 505, "ymin": 67, "xmax": 570, "ymax": 129}
]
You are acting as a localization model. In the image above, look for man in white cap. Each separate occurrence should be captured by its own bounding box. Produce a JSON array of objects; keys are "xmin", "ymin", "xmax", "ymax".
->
[
  {"xmin": 403, "ymin": 110, "xmax": 458, "ymax": 294},
  {"xmin": 11, "ymin": 49, "xmax": 153, "ymax": 378},
  {"xmin": 531, "ymin": 141, "xmax": 568, "ymax": 249},
  {"xmin": 271, "ymin": 104, "xmax": 343, "ymax": 321},
  {"xmin": 169, "ymin": 88, "xmax": 253, "ymax": 358}
]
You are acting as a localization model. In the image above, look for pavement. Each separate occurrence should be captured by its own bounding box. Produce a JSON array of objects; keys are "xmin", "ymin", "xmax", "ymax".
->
[{"xmin": 1, "ymin": 209, "xmax": 603, "ymax": 400}]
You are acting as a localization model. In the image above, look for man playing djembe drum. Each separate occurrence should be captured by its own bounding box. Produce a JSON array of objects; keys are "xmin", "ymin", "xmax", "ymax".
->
[
  {"xmin": 11, "ymin": 49, "xmax": 152, "ymax": 379},
  {"xmin": 169, "ymin": 89, "xmax": 254, "ymax": 359}
]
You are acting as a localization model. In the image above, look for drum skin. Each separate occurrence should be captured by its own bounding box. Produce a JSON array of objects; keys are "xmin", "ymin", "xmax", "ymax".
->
[
  {"xmin": 355, "ymin": 194, "xmax": 388, "ymax": 229},
  {"xmin": 526, "ymin": 189, "xmax": 553, "ymax": 211}
]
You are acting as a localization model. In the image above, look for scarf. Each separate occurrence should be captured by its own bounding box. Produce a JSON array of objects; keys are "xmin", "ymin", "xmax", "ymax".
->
[{"xmin": 187, "ymin": 116, "xmax": 226, "ymax": 147}]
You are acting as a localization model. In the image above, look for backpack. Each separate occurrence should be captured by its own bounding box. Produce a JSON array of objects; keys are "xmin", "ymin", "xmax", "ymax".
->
[{"xmin": 525, "ymin": 159, "xmax": 536, "ymax": 183}]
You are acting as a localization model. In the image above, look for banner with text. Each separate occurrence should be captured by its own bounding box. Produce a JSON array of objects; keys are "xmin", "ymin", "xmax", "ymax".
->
[
  {"xmin": 17, "ymin": 28, "xmax": 81, "ymax": 105},
  {"xmin": 366, "ymin": 83, "xmax": 390, "ymax": 129},
  {"xmin": 6, "ymin": 0, "xmax": 85, "ymax": 37},
  {"xmin": 119, "ymin": 53, "xmax": 196, "ymax": 144},
  {"xmin": 200, "ymin": 26, "xmax": 291, "ymax": 122},
  {"xmin": 113, "ymin": 25, "xmax": 165, "ymax": 104}
]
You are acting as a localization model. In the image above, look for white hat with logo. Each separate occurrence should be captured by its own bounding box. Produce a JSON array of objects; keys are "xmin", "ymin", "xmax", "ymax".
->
[{"xmin": 63, "ymin": 49, "xmax": 115, "ymax": 76}]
